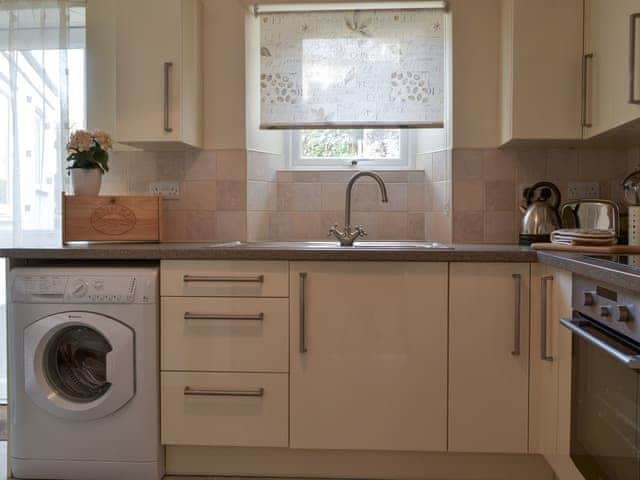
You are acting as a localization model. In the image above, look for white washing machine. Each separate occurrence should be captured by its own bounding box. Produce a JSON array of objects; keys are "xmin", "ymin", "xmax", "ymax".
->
[{"xmin": 8, "ymin": 266, "xmax": 163, "ymax": 480}]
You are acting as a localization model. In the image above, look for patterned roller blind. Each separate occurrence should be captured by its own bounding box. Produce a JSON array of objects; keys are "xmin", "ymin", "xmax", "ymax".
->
[{"xmin": 259, "ymin": 7, "xmax": 446, "ymax": 129}]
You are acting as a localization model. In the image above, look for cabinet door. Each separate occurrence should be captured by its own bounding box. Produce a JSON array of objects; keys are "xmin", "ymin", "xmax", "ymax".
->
[
  {"xmin": 584, "ymin": 0, "xmax": 640, "ymax": 138},
  {"xmin": 115, "ymin": 0, "xmax": 189, "ymax": 145},
  {"xmin": 449, "ymin": 263, "xmax": 530, "ymax": 453},
  {"xmin": 289, "ymin": 262, "xmax": 448, "ymax": 452},
  {"xmin": 529, "ymin": 266, "xmax": 573, "ymax": 454}
]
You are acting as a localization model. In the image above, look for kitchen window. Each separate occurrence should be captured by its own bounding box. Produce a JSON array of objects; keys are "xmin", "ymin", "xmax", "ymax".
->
[
  {"xmin": 288, "ymin": 129, "xmax": 415, "ymax": 169},
  {"xmin": 258, "ymin": 2, "xmax": 447, "ymax": 170}
]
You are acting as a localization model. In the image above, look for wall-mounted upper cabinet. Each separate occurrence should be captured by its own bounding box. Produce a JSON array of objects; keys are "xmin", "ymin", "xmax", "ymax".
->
[
  {"xmin": 583, "ymin": 0, "xmax": 640, "ymax": 140},
  {"xmin": 500, "ymin": 0, "xmax": 584, "ymax": 146},
  {"xmin": 87, "ymin": 0, "xmax": 203, "ymax": 150}
]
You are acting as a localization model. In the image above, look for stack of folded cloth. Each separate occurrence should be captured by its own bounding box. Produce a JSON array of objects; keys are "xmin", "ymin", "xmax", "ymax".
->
[{"xmin": 550, "ymin": 228, "xmax": 618, "ymax": 246}]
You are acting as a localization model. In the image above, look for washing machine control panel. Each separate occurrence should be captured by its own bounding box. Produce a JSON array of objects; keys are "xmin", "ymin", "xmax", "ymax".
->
[{"xmin": 12, "ymin": 274, "xmax": 155, "ymax": 304}]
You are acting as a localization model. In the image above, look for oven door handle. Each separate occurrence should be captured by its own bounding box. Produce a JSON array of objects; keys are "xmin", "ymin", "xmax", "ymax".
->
[{"xmin": 561, "ymin": 318, "xmax": 640, "ymax": 369}]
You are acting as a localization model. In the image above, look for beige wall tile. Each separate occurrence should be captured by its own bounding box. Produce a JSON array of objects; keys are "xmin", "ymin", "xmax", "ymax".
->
[
  {"xmin": 247, "ymin": 181, "xmax": 277, "ymax": 212},
  {"xmin": 185, "ymin": 150, "xmax": 217, "ymax": 180},
  {"xmin": 453, "ymin": 211, "xmax": 484, "ymax": 243},
  {"xmin": 453, "ymin": 180, "xmax": 484, "ymax": 212},
  {"xmin": 516, "ymin": 149, "xmax": 548, "ymax": 182},
  {"xmin": 184, "ymin": 211, "xmax": 217, "ymax": 241},
  {"xmin": 321, "ymin": 183, "xmax": 346, "ymax": 212},
  {"xmin": 547, "ymin": 149, "xmax": 578, "ymax": 180},
  {"xmin": 248, "ymin": 151, "xmax": 280, "ymax": 182},
  {"xmin": 352, "ymin": 183, "xmax": 407, "ymax": 212},
  {"xmin": 408, "ymin": 183, "xmax": 426, "ymax": 211},
  {"xmin": 483, "ymin": 149, "xmax": 516, "ymax": 180},
  {"xmin": 453, "ymin": 149, "xmax": 483, "ymax": 180},
  {"xmin": 217, "ymin": 150, "xmax": 247, "ymax": 180},
  {"xmin": 407, "ymin": 213, "xmax": 426, "ymax": 240},
  {"xmin": 182, "ymin": 181, "xmax": 218, "ymax": 211},
  {"xmin": 278, "ymin": 183, "xmax": 322, "ymax": 211},
  {"xmin": 161, "ymin": 210, "xmax": 187, "ymax": 242},
  {"xmin": 216, "ymin": 181, "xmax": 247, "ymax": 211},
  {"xmin": 432, "ymin": 181, "xmax": 450, "ymax": 213},
  {"xmin": 432, "ymin": 151, "xmax": 450, "ymax": 182},
  {"xmin": 427, "ymin": 212, "xmax": 452, "ymax": 243},
  {"xmin": 247, "ymin": 212, "xmax": 271, "ymax": 241},
  {"xmin": 578, "ymin": 149, "xmax": 628, "ymax": 181},
  {"xmin": 485, "ymin": 180, "xmax": 515, "ymax": 211},
  {"xmin": 216, "ymin": 211, "xmax": 247, "ymax": 242},
  {"xmin": 485, "ymin": 211, "xmax": 517, "ymax": 243}
]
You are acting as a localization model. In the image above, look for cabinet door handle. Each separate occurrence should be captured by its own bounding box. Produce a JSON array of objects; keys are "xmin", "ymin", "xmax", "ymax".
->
[
  {"xmin": 540, "ymin": 275, "xmax": 554, "ymax": 362},
  {"xmin": 299, "ymin": 272, "xmax": 308, "ymax": 354},
  {"xmin": 511, "ymin": 273, "xmax": 522, "ymax": 356},
  {"xmin": 184, "ymin": 312, "xmax": 264, "ymax": 321},
  {"xmin": 582, "ymin": 53, "xmax": 594, "ymax": 127},
  {"xmin": 164, "ymin": 62, "xmax": 173, "ymax": 132},
  {"xmin": 630, "ymin": 13, "xmax": 640, "ymax": 104},
  {"xmin": 184, "ymin": 387, "xmax": 264, "ymax": 397},
  {"xmin": 183, "ymin": 274, "xmax": 264, "ymax": 283}
]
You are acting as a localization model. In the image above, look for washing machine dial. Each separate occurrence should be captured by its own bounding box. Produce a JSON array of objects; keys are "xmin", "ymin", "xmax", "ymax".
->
[{"xmin": 70, "ymin": 279, "xmax": 88, "ymax": 298}]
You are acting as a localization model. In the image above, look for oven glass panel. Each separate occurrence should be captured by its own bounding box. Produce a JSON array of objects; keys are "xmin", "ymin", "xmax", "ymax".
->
[{"xmin": 571, "ymin": 323, "xmax": 640, "ymax": 480}]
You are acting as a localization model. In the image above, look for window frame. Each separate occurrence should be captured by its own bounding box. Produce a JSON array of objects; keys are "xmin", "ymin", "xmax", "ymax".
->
[{"xmin": 287, "ymin": 129, "xmax": 416, "ymax": 170}]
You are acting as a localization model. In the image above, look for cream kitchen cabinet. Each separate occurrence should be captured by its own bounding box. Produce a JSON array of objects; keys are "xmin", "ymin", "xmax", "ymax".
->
[
  {"xmin": 529, "ymin": 266, "xmax": 574, "ymax": 456},
  {"xmin": 289, "ymin": 262, "xmax": 448, "ymax": 452},
  {"xmin": 449, "ymin": 263, "xmax": 530, "ymax": 453},
  {"xmin": 97, "ymin": 0, "xmax": 203, "ymax": 149},
  {"xmin": 160, "ymin": 260, "xmax": 289, "ymax": 448},
  {"xmin": 500, "ymin": 0, "xmax": 584, "ymax": 145},
  {"xmin": 583, "ymin": 0, "xmax": 640, "ymax": 139}
]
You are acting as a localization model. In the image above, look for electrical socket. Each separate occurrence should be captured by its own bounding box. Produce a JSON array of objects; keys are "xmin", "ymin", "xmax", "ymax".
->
[
  {"xmin": 149, "ymin": 181, "xmax": 180, "ymax": 198},
  {"xmin": 567, "ymin": 181, "xmax": 599, "ymax": 200}
]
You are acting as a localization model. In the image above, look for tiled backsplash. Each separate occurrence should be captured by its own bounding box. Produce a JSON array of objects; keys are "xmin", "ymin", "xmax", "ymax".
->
[
  {"xmin": 452, "ymin": 146, "xmax": 640, "ymax": 243},
  {"xmin": 103, "ymin": 149, "xmax": 247, "ymax": 242},
  {"xmin": 246, "ymin": 149, "xmax": 452, "ymax": 243},
  {"xmin": 104, "ymin": 145, "xmax": 640, "ymax": 245}
]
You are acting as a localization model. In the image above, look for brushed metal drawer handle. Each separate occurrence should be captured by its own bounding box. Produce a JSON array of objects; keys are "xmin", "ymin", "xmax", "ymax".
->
[
  {"xmin": 183, "ymin": 274, "xmax": 264, "ymax": 283},
  {"xmin": 183, "ymin": 387, "xmax": 264, "ymax": 397},
  {"xmin": 164, "ymin": 62, "xmax": 173, "ymax": 132},
  {"xmin": 184, "ymin": 312, "xmax": 264, "ymax": 321},
  {"xmin": 540, "ymin": 275, "xmax": 554, "ymax": 362},
  {"xmin": 511, "ymin": 273, "xmax": 522, "ymax": 356}
]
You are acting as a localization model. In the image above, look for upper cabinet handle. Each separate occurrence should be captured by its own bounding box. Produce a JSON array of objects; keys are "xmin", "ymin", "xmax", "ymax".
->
[
  {"xmin": 511, "ymin": 273, "xmax": 522, "ymax": 356},
  {"xmin": 540, "ymin": 275, "xmax": 554, "ymax": 362},
  {"xmin": 164, "ymin": 62, "xmax": 173, "ymax": 132},
  {"xmin": 582, "ymin": 53, "xmax": 594, "ymax": 127},
  {"xmin": 630, "ymin": 14, "xmax": 640, "ymax": 104},
  {"xmin": 183, "ymin": 274, "xmax": 264, "ymax": 283}
]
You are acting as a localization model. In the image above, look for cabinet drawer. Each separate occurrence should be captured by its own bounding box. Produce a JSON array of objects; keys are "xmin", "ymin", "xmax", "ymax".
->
[
  {"xmin": 161, "ymin": 372, "xmax": 288, "ymax": 447},
  {"xmin": 161, "ymin": 260, "xmax": 288, "ymax": 297},
  {"xmin": 161, "ymin": 297, "xmax": 289, "ymax": 372}
]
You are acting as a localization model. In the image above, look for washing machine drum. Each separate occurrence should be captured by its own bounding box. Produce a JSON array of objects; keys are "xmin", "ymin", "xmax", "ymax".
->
[{"xmin": 24, "ymin": 312, "xmax": 135, "ymax": 421}]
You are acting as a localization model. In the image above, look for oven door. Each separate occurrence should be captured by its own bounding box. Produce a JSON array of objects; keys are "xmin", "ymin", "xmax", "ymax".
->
[{"xmin": 561, "ymin": 316, "xmax": 640, "ymax": 480}]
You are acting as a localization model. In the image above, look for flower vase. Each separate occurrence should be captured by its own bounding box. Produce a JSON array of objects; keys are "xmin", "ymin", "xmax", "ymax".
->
[{"xmin": 70, "ymin": 168, "xmax": 102, "ymax": 196}]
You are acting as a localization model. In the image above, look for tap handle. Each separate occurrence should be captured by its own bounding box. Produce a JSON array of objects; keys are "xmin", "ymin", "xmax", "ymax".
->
[{"xmin": 355, "ymin": 225, "xmax": 368, "ymax": 237}]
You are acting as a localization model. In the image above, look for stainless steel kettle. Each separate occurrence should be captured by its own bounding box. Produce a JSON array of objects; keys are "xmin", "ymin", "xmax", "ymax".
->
[{"xmin": 519, "ymin": 181, "xmax": 562, "ymax": 245}]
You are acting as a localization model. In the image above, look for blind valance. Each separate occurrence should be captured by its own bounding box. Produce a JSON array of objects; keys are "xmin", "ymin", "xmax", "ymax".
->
[{"xmin": 259, "ymin": 6, "xmax": 446, "ymax": 129}]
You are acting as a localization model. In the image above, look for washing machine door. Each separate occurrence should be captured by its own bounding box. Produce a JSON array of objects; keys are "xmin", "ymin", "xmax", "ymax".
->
[{"xmin": 24, "ymin": 311, "xmax": 135, "ymax": 421}]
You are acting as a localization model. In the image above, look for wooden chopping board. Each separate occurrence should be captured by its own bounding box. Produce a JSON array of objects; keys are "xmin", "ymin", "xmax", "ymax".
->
[{"xmin": 531, "ymin": 243, "xmax": 640, "ymax": 254}]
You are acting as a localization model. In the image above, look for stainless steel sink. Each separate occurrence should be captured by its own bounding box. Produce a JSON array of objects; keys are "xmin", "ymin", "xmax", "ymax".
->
[{"xmin": 234, "ymin": 241, "xmax": 453, "ymax": 250}]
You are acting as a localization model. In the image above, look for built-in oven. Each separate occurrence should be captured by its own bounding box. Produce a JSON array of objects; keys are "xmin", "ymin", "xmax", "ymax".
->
[{"xmin": 562, "ymin": 275, "xmax": 640, "ymax": 480}]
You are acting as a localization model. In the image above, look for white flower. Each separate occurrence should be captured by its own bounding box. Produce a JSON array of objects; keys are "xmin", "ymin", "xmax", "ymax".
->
[
  {"xmin": 92, "ymin": 129, "xmax": 113, "ymax": 151},
  {"xmin": 67, "ymin": 129, "xmax": 94, "ymax": 153}
]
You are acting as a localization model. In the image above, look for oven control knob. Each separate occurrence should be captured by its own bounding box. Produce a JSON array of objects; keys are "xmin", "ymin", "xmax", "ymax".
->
[
  {"xmin": 584, "ymin": 291, "xmax": 596, "ymax": 306},
  {"xmin": 600, "ymin": 306, "xmax": 612, "ymax": 318},
  {"xmin": 618, "ymin": 305, "xmax": 633, "ymax": 322}
]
